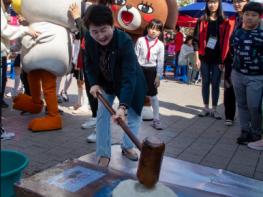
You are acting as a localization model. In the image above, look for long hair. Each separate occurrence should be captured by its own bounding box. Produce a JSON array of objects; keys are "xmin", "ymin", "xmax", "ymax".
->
[{"xmin": 204, "ymin": 0, "xmax": 225, "ymax": 22}]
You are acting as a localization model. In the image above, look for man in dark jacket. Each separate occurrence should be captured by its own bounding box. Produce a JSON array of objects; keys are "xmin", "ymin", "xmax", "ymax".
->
[{"xmin": 83, "ymin": 5, "xmax": 147, "ymax": 167}]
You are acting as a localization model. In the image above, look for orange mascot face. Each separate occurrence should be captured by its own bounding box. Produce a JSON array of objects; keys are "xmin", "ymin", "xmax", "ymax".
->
[{"xmin": 111, "ymin": 0, "xmax": 177, "ymax": 37}]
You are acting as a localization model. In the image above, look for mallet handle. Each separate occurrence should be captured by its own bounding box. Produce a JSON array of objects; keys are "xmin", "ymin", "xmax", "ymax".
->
[{"xmin": 97, "ymin": 93, "xmax": 142, "ymax": 151}]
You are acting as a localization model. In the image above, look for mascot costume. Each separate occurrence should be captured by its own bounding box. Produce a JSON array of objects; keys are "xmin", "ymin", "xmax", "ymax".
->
[
  {"xmin": 11, "ymin": 0, "xmax": 81, "ymax": 131},
  {"xmin": 110, "ymin": 0, "xmax": 178, "ymax": 120}
]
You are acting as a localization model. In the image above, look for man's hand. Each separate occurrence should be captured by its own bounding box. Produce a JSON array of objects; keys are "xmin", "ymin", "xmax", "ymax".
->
[
  {"xmin": 154, "ymin": 75, "xmax": 160, "ymax": 88},
  {"xmin": 69, "ymin": 3, "xmax": 81, "ymax": 20},
  {"xmin": 90, "ymin": 85, "xmax": 102, "ymax": 98},
  {"xmin": 112, "ymin": 107, "xmax": 126, "ymax": 124}
]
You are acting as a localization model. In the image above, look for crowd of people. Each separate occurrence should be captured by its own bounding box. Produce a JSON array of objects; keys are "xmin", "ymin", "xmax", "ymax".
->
[{"xmin": 1, "ymin": 0, "xmax": 263, "ymax": 168}]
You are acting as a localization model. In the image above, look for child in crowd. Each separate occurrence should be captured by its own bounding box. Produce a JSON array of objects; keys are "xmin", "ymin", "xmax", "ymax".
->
[
  {"xmin": 135, "ymin": 19, "xmax": 165, "ymax": 130},
  {"xmin": 174, "ymin": 25, "xmax": 184, "ymax": 74},
  {"xmin": 178, "ymin": 35, "xmax": 194, "ymax": 83},
  {"xmin": 163, "ymin": 30, "xmax": 175, "ymax": 77},
  {"xmin": 223, "ymin": 0, "xmax": 249, "ymax": 127},
  {"xmin": 230, "ymin": 2, "xmax": 263, "ymax": 145},
  {"xmin": 9, "ymin": 11, "xmax": 23, "ymax": 98}
]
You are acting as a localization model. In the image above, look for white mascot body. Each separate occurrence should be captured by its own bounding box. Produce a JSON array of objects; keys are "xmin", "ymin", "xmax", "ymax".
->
[{"xmin": 12, "ymin": 0, "xmax": 81, "ymax": 131}]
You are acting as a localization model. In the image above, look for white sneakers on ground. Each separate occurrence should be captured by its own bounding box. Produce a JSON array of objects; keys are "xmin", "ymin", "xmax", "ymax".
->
[
  {"xmin": 152, "ymin": 119, "xmax": 163, "ymax": 130},
  {"xmin": 247, "ymin": 139, "xmax": 263, "ymax": 151},
  {"xmin": 82, "ymin": 117, "xmax": 97, "ymax": 143},
  {"xmin": 1, "ymin": 131, "xmax": 15, "ymax": 140},
  {"xmin": 224, "ymin": 119, "xmax": 233, "ymax": 126},
  {"xmin": 81, "ymin": 117, "xmax": 96, "ymax": 129},
  {"xmin": 86, "ymin": 131, "xmax": 96, "ymax": 143}
]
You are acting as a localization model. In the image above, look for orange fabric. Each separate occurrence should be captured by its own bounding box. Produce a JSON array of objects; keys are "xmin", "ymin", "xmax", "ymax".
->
[
  {"xmin": 28, "ymin": 115, "xmax": 62, "ymax": 132},
  {"xmin": 13, "ymin": 93, "xmax": 43, "ymax": 113},
  {"xmin": 40, "ymin": 70, "xmax": 59, "ymax": 116},
  {"xmin": 13, "ymin": 70, "xmax": 62, "ymax": 131},
  {"xmin": 28, "ymin": 70, "xmax": 62, "ymax": 131},
  {"xmin": 28, "ymin": 70, "xmax": 43, "ymax": 104}
]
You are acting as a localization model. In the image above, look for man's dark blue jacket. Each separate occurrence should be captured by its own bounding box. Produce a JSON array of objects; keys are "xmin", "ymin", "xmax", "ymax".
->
[{"xmin": 84, "ymin": 28, "xmax": 147, "ymax": 115}]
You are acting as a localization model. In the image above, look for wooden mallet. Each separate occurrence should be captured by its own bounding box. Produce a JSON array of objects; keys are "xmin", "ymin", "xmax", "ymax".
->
[{"xmin": 97, "ymin": 93, "xmax": 165, "ymax": 188}]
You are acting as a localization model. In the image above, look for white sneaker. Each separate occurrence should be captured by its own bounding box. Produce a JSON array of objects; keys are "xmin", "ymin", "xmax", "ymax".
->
[
  {"xmin": 1, "ymin": 132, "xmax": 15, "ymax": 140},
  {"xmin": 247, "ymin": 139, "xmax": 263, "ymax": 151},
  {"xmin": 5, "ymin": 92, "xmax": 12, "ymax": 97},
  {"xmin": 224, "ymin": 119, "xmax": 233, "ymax": 126},
  {"xmin": 86, "ymin": 131, "xmax": 96, "ymax": 143},
  {"xmin": 81, "ymin": 117, "xmax": 96, "ymax": 129}
]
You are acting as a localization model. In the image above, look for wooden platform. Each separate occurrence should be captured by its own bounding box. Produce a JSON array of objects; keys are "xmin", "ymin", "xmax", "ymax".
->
[{"xmin": 15, "ymin": 145, "xmax": 263, "ymax": 197}]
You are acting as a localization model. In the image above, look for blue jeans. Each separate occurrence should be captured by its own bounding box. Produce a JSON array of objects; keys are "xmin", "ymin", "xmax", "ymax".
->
[
  {"xmin": 231, "ymin": 70, "xmax": 263, "ymax": 135},
  {"xmin": 200, "ymin": 61, "xmax": 222, "ymax": 106},
  {"xmin": 96, "ymin": 92, "xmax": 142, "ymax": 158}
]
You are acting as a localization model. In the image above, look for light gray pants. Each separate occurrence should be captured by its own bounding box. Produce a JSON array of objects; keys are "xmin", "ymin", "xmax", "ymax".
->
[{"xmin": 231, "ymin": 70, "xmax": 263, "ymax": 135}]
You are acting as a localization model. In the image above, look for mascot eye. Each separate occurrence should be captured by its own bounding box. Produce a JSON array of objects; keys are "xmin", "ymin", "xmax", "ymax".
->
[
  {"xmin": 137, "ymin": 3, "xmax": 153, "ymax": 14},
  {"xmin": 113, "ymin": 0, "xmax": 126, "ymax": 5}
]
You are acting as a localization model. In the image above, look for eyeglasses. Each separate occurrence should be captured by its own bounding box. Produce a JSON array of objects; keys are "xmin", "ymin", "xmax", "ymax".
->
[{"xmin": 233, "ymin": 0, "xmax": 248, "ymax": 4}]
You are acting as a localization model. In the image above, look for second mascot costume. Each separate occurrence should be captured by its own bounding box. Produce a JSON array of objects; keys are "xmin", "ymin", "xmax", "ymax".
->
[
  {"xmin": 12, "ymin": 0, "xmax": 81, "ymax": 131},
  {"xmin": 111, "ymin": 0, "xmax": 178, "ymax": 120}
]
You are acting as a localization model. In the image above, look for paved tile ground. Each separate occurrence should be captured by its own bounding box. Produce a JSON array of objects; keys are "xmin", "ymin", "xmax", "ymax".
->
[{"xmin": 1, "ymin": 77, "xmax": 263, "ymax": 181}]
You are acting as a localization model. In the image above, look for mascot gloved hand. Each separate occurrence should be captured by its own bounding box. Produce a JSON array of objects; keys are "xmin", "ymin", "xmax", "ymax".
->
[
  {"xmin": 12, "ymin": 0, "xmax": 81, "ymax": 131},
  {"xmin": 111, "ymin": 0, "xmax": 178, "ymax": 120}
]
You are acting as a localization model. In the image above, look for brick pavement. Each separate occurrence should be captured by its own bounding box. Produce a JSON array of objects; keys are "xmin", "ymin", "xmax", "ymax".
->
[{"xmin": 1, "ymin": 78, "xmax": 263, "ymax": 181}]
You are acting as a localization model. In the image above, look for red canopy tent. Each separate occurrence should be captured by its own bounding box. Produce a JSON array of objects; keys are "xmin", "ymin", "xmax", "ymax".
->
[{"xmin": 176, "ymin": 15, "xmax": 197, "ymax": 28}]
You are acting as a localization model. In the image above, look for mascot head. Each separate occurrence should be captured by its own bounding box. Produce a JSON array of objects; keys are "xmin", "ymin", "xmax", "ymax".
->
[
  {"xmin": 12, "ymin": 0, "xmax": 81, "ymax": 29},
  {"xmin": 110, "ymin": 0, "xmax": 177, "ymax": 36}
]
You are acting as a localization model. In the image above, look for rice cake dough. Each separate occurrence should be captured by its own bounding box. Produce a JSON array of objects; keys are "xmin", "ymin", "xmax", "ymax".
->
[{"xmin": 112, "ymin": 179, "xmax": 178, "ymax": 197}]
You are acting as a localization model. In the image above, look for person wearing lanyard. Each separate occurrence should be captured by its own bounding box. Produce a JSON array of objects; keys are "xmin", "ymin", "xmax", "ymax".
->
[{"xmin": 193, "ymin": 0, "xmax": 230, "ymax": 119}]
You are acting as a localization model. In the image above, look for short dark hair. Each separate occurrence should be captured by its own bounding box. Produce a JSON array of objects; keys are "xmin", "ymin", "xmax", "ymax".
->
[
  {"xmin": 97, "ymin": 0, "xmax": 113, "ymax": 5},
  {"xmin": 242, "ymin": 2, "xmax": 263, "ymax": 16},
  {"xmin": 146, "ymin": 19, "xmax": 164, "ymax": 32},
  {"xmin": 83, "ymin": 5, "xmax": 113, "ymax": 29},
  {"xmin": 184, "ymin": 35, "xmax": 193, "ymax": 44}
]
